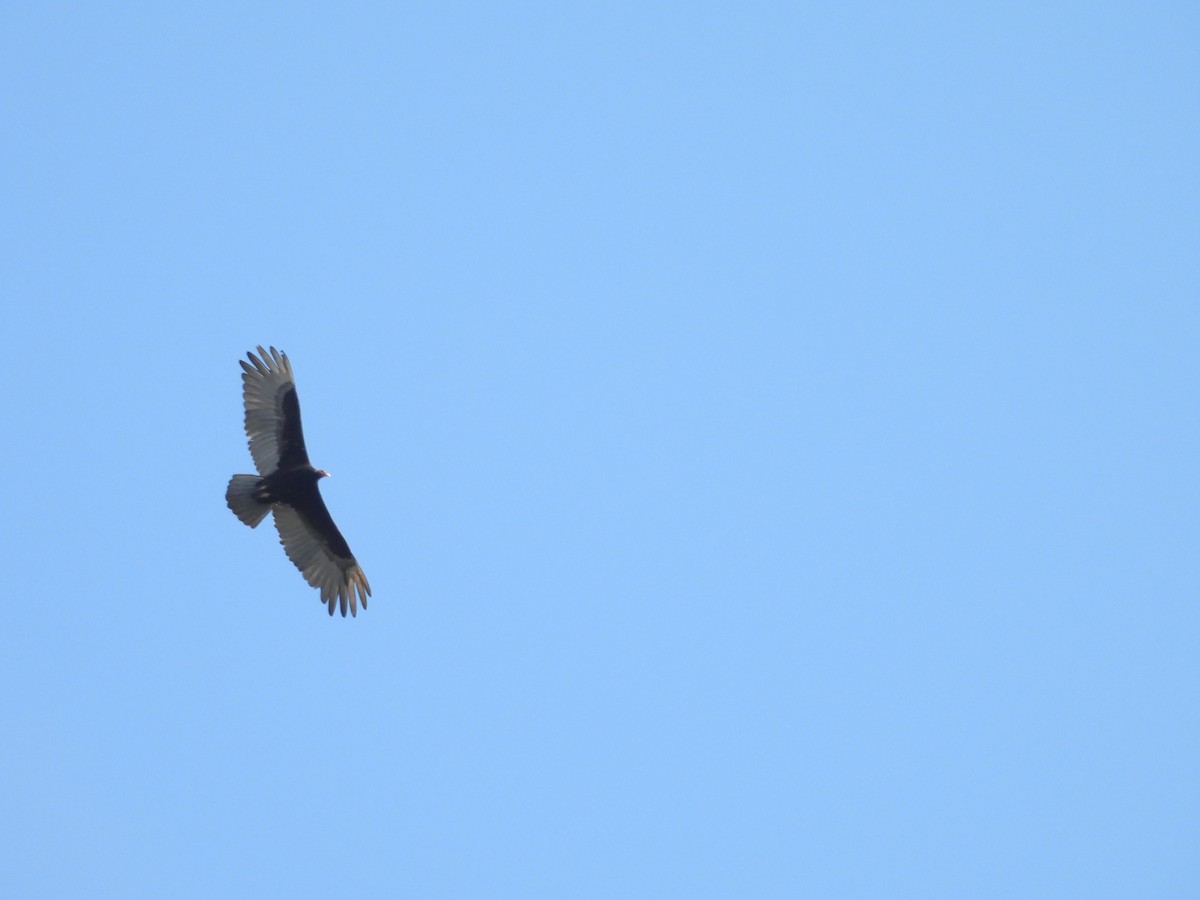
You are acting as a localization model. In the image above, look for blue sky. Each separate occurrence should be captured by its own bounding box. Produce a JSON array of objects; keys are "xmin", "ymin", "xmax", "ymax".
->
[{"xmin": 2, "ymin": 3, "xmax": 1196, "ymax": 897}]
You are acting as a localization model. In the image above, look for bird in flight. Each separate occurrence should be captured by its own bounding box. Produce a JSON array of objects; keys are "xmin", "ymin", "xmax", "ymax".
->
[{"xmin": 226, "ymin": 346, "xmax": 371, "ymax": 616}]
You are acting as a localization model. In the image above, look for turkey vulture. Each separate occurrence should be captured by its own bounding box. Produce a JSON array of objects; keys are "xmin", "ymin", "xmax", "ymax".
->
[{"xmin": 226, "ymin": 346, "xmax": 371, "ymax": 617}]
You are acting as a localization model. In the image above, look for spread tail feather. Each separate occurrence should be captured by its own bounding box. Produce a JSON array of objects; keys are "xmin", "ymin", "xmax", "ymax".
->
[{"xmin": 226, "ymin": 474, "xmax": 272, "ymax": 527}]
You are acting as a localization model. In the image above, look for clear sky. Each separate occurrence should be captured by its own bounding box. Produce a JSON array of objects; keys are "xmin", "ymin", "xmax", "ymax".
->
[{"xmin": 2, "ymin": 3, "xmax": 1196, "ymax": 897}]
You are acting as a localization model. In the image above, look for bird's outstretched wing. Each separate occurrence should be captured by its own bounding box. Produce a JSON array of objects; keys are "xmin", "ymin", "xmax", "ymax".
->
[
  {"xmin": 273, "ymin": 499, "xmax": 372, "ymax": 617},
  {"xmin": 240, "ymin": 346, "xmax": 310, "ymax": 475}
]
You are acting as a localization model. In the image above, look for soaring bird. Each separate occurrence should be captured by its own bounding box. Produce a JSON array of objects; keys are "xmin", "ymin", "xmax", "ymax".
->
[{"xmin": 226, "ymin": 346, "xmax": 371, "ymax": 616}]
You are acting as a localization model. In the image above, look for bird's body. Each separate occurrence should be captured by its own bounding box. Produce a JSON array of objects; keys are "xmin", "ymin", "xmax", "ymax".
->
[
  {"xmin": 226, "ymin": 346, "xmax": 371, "ymax": 616},
  {"xmin": 255, "ymin": 466, "xmax": 328, "ymax": 508}
]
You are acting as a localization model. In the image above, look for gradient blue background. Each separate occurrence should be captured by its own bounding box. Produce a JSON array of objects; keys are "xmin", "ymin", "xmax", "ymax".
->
[{"xmin": 2, "ymin": 4, "xmax": 1196, "ymax": 897}]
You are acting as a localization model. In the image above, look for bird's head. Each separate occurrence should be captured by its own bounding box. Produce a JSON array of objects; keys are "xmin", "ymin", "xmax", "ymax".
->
[{"xmin": 316, "ymin": 468, "xmax": 331, "ymax": 480}]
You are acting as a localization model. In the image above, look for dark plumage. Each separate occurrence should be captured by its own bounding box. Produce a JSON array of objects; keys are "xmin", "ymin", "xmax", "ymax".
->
[{"xmin": 226, "ymin": 346, "xmax": 371, "ymax": 616}]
